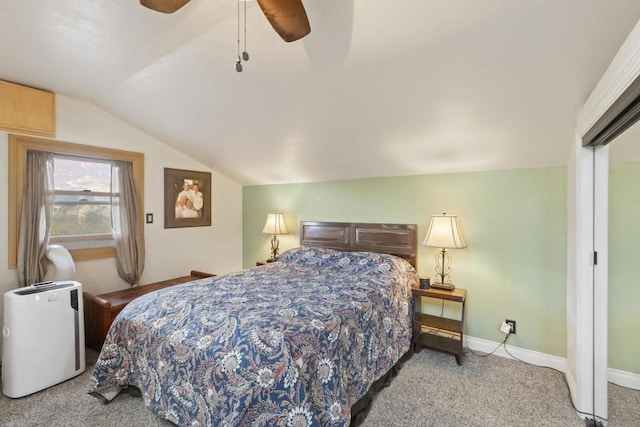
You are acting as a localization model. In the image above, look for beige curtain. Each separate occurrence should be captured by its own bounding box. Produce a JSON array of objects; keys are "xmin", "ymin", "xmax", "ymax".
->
[
  {"xmin": 17, "ymin": 151, "xmax": 54, "ymax": 286},
  {"xmin": 111, "ymin": 160, "xmax": 145, "ymax": 285}
]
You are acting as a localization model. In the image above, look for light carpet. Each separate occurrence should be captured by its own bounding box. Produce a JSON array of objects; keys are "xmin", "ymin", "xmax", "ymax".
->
[{"xmin": 1, "ymin": 347, "xmax": 638, "ymax": 426}]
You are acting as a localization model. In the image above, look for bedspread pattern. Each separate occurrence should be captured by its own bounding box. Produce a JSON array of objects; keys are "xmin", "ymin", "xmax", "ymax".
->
[{"xmin": 89, "ymin": 247, "xmax": 417, "ymax": 426}]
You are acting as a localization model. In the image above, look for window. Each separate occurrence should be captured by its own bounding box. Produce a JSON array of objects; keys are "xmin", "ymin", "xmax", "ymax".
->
[
  {"xmin": 8, "ymin": 134, "xmax": 144, "ymax": 267},
  {"xmin": 49, "ymin": 155, "xmax": 114, "ymax": 249}
]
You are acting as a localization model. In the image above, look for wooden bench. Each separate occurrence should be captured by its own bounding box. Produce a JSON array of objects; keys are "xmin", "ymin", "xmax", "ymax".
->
[{"xmin": 83, "ymin": 270, "xmax": 215, "ymax": 351}]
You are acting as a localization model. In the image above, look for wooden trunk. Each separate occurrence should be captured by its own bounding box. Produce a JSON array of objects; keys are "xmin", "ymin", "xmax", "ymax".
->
[{"xmin": 83, "ymin": 270, "xmax": 214, "ymax": 351}]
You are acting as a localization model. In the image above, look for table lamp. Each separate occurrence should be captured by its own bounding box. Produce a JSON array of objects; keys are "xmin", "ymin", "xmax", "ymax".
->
[
  {"xmin": 423, "ymin": 213, "xmax": 467, "ymax": 290},
  {"xmin": 262, "ymin": 213, "xmax": 288, "ymax": 261}
]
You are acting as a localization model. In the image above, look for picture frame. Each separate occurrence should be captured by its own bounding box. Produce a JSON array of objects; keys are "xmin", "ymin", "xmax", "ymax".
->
[{"xmin": 164, "ymin": 168, "xmax": 211, "ymax": 228}]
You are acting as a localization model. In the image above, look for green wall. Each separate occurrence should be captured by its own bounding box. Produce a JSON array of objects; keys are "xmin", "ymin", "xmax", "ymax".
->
[
  {"xmin": 243, "ymin": 167, "xmax": 567, "ymax": 357},
  {"xmin": 609, "ymin": 163, "xmax": 640, "ymax": 374}
]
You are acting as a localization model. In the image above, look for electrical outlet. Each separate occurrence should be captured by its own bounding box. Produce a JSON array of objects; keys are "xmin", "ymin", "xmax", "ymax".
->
[{"xmin": 505, "ymin": 319, "xmax": 516, "ymax": 335}]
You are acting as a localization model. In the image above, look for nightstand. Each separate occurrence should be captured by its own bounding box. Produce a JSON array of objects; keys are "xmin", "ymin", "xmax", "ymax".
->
[
  {"xmin": 412, "ymin": 287, "xmax": 466, "ymax": 365},
  {"xmin": 256, "ymin": 260, "xmax": 269, "ymax": 266}
]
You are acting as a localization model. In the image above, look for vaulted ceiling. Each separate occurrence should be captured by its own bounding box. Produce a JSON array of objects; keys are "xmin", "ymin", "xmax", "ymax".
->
[{"xmin": 1, "ymin": 1, "xmax": 640, "ymax": 185}]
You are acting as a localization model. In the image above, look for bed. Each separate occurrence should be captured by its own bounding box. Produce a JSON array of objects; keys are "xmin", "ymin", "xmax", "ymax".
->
[{"xmin": 89, "ymin": 221, "xmax": 418, "ymax": 426}]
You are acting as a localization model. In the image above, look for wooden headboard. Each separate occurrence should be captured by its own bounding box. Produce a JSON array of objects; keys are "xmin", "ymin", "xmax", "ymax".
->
[{"xmin": 300, "ymin": 221, "xmax": 418, "ymax": 268}]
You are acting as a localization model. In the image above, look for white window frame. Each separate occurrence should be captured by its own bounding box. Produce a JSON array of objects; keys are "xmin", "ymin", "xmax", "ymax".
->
[{"xmin": 49, "ymin": 154, "xmax": 115, "ymax": 249}]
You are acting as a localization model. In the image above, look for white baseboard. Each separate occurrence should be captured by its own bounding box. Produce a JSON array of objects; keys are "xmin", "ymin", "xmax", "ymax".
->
[
  {"xmin": 465, "ymin": 335, "xmax": 567, "ymax": 373},
  {"xmin": 608, "ymin": 367, "xmax": 640, "ymax": 390},
  {"xmin": 465, "ymin": 335, "xmax": 640, "ymax": 390}
]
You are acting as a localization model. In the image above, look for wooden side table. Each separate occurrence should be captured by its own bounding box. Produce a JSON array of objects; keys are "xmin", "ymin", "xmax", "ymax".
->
[
  {"xmin": 256, "ymin": 260, "xmax": 269, "ymax": 266},
  {"xmin": 412, "ymin": 287, "xmax": 466, "ymax": 365}
]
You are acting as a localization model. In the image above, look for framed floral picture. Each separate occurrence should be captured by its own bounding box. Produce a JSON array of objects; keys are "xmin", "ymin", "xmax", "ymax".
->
[{"xmin": 164, "ymin": 168, "xmax": 211, "ymax": 228}]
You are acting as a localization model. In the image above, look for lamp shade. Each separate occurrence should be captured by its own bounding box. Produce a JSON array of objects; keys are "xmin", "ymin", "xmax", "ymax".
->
[
  {"xmin": 262, "ymin": 213, "xmax": 288, "ymax": 235},
  {"xmin": 423, "ymin": 214, "xmax": 466, "ymax": 249}
]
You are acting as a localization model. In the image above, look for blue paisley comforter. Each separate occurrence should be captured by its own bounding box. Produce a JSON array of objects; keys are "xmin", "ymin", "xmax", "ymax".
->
[{"xmin": 89, "ymin": 247, "xmax": 418, "ymax": 426}]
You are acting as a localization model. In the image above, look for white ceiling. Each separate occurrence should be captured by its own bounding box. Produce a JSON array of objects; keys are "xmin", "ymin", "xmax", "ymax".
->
[{"xmin": 1, "ymin": 0, "xmax": 640, "ymax": 185}]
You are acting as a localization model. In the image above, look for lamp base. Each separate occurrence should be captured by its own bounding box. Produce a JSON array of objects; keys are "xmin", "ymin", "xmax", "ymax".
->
[{"xmin": 430, "ymin": 282, "xmax": 455, "ymax": 291}]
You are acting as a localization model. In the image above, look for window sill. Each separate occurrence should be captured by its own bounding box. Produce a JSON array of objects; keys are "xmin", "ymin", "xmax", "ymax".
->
[{"xmin": 68, "ymin": 247, "xmax": 116, "ymax": 262}]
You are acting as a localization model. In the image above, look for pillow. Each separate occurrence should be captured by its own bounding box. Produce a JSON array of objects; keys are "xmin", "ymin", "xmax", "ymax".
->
[{"xmin": 279, "ymin": 246, "xmax": 416, "ymax": 276}]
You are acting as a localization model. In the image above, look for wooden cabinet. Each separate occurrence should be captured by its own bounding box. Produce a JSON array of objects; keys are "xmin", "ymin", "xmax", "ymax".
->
[
  {"xmin": 412, "ymin": 287, "xmax": 466, "ymax": 365},
  {"xmin": 0, "ymin": 80, "xmax": 55, "ymax": 136},
  {"xmin": 83, "ymin": 270, "xmax": 214, "ymax": 351}
]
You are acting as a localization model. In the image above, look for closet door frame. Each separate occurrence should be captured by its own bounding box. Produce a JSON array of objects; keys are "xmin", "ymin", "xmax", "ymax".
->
[{"xmin": 569, "ymin": 19, "xmax": 640, "ymax": 422}]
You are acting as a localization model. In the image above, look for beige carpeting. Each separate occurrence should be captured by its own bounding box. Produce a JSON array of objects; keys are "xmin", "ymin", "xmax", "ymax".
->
[{"xmin": 1, "ymin": 347, "xmax": 638, "ymax": 426}]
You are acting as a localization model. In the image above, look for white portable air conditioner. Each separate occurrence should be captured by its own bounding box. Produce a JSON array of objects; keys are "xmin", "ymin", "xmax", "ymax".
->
[{"xmin": 2, "ymin": 281, "xmax": 85, "ymax": 398}]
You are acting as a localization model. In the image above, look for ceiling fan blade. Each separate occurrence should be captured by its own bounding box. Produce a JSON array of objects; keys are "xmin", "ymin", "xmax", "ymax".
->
[
  {"xmin": 256, "ymin": 0, "xmax": 311, "ymax": 43},
  {"xmin": 140, "ymin": 0, "xmax": 190, "ymax": 14}
]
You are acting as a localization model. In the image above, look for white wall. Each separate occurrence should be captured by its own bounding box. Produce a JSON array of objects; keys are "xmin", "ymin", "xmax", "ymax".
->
[{"xmin": 0, "ymin": 94, "xmax": 243, "ymax": 351}]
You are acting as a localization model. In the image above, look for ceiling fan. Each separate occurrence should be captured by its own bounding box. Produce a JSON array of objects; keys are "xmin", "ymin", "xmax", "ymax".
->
[{"xmin": 140, "ymin": 0, "xmax": 311, "ymax": 42}]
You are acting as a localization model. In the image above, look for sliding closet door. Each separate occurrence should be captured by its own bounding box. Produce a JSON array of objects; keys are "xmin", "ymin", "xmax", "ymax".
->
[{"xmin": 607, "ymin": 124, "xmax": 640, "ymax": 391}]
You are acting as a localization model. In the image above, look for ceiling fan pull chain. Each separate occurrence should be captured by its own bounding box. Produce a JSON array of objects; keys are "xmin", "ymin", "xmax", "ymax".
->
[
  {"xmin": 242, "ymin": 0, "xmax": 249, "ymax": 61},
  {"xmin": 235, "ymin": 0, "xmax": 243, "ymax": 72}
]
